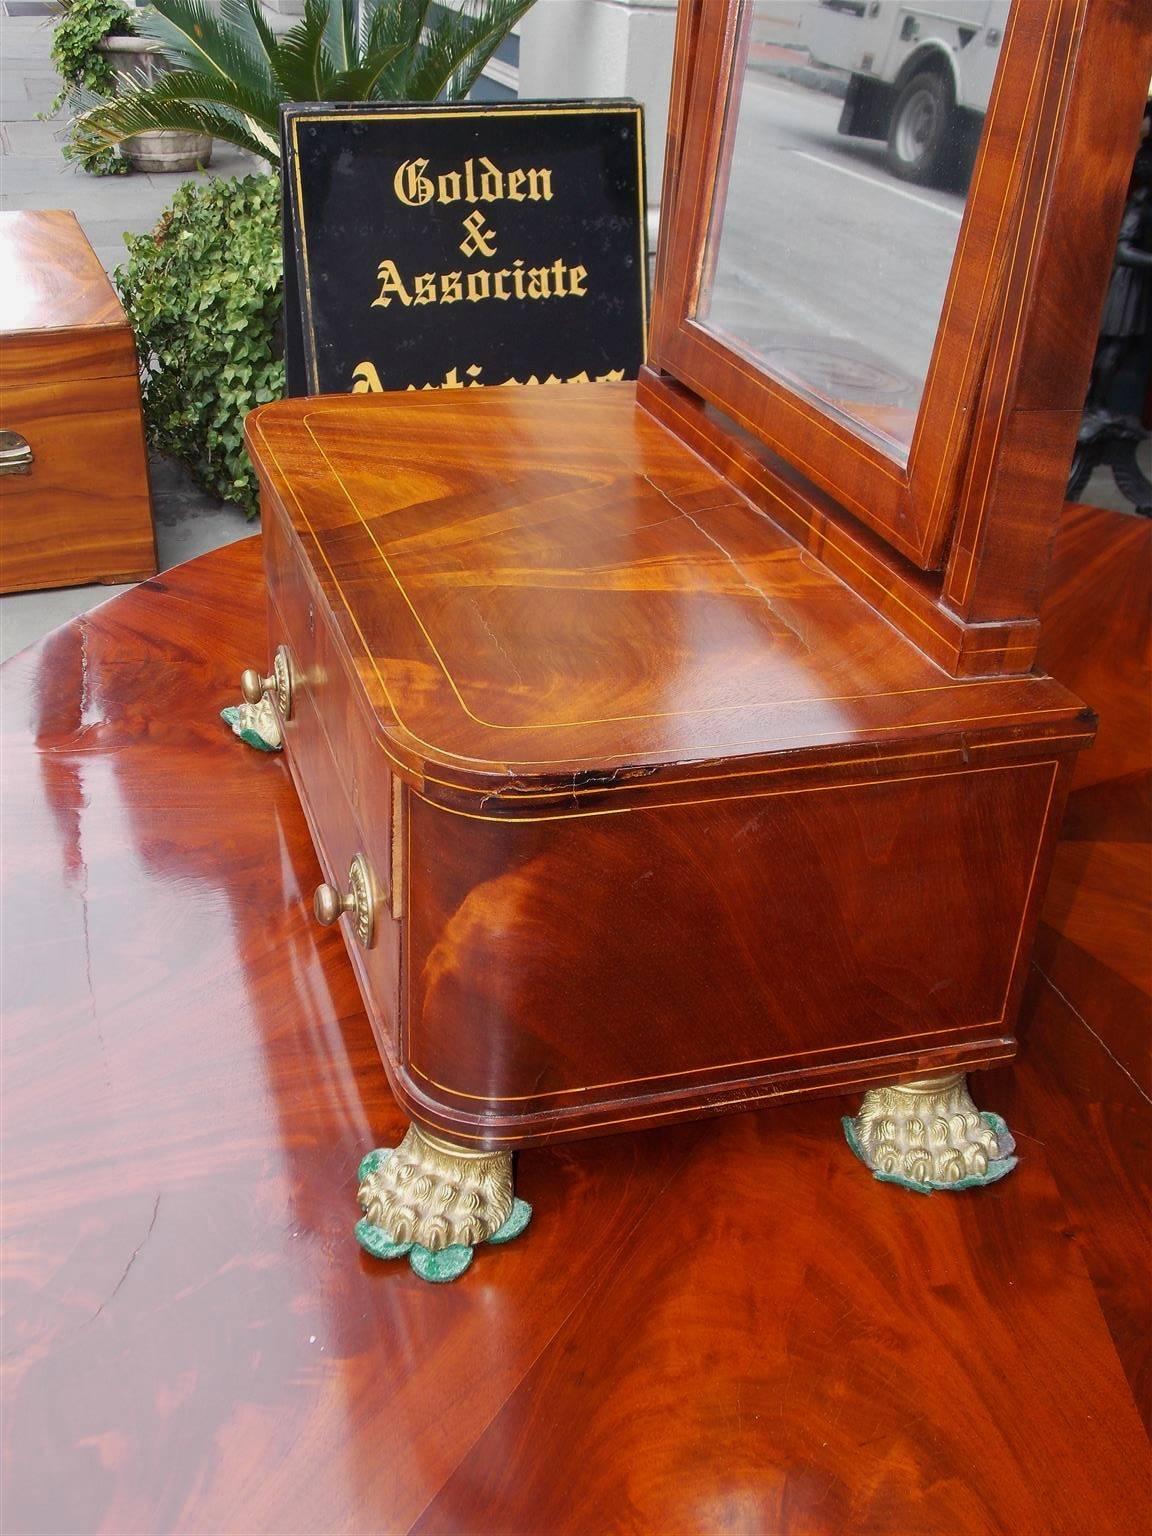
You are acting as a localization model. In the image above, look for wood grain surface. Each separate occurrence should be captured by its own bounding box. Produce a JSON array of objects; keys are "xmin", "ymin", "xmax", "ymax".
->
[
  {"xmin": 395, "ymin": 756, "xmax": 1058, "ymax": 1143},
  {"xmin": 0, "ymin": 210, "xmax": 136, "ymax": 377},
  {"xmin": 247, "ymin": 387, "xmax": 1091, "ymax": 800},
  {"xmin": 1036, "ymin": 502, "xmax": 1152, "ymax": 1083},
  {"xmin": 1, "ymin": 510, "xmax": 1147, "ymax": 1534},
  {"xmin": 0, "ymin": 210, "xmax": 155, "ymax": 594},
  {"xmin": 636, "ymin": 368, "xmax": 1046, "ymax": 678}
]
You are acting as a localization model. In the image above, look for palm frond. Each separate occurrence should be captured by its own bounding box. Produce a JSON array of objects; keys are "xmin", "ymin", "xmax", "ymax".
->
[
  {"xmin": 363, "ymin": 0, "xmax": 433, "ymax": 54},
  {"xmin": 405, "ymin": 0, "xmax": 535, "ymax": 102},
  {"xmin": 235, "ymin": 0, "xmax": 286, "ymax": 71},
  {"xmin": 361, "ymin": 0, "xmax": 433, "ymax": 97},
  {"xmin": 330, "ymin": 41, "xmax": 406, "ymax": 102},
  {"xmin": 99, "ymin": 67, "xmax": 281, "ymax": 136},
  {"xmin": 268, "ymin": 0, "xmax": 339, "ymax": 101},
  {"xmin": 133, "ymin": 0, "xmax": 271, "ymax": 93},
  {"xmin": 74, "ymin": 90, "xmax": 275, "ymax": 161},
  {"xmin": 323, "ymin": 0, "xmax": 359, "ymax": 72},
  {"xmin": 77, "ymin": 0, "xmax": 536, "ymax": 162},
  {"xmin": 448, "ymin": 0, "xmax": 538, "ymax": 99}
]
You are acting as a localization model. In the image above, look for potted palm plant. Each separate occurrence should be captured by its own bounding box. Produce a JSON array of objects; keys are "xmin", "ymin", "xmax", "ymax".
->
[{"xmin": 73, "ymin": 0, "xmax": 538, "ymax": 169}]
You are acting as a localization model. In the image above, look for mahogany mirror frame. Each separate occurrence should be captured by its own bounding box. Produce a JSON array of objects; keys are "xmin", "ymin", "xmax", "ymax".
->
[{"xmin": 648, "ymin": 0, "xmax": 1150, "ymax": 593}]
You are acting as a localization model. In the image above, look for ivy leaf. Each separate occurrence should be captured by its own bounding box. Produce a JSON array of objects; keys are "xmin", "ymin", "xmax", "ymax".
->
[{"xmin": 115, "ymin": 174, "xmax": 284, "ymax": 516}]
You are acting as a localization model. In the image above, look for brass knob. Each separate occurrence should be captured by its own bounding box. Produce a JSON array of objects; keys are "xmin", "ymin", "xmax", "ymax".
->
[
  {"xmin": 313, "ymin": 854, "xmax": 376, "ymax": 949},
  {"xmin": 239, "ymin": 646, "xmax": 293, "ymax": 718},
  {"xmin": 314, "ymin": 882, "xmax": 353, "ymax": 926},
  {"xmin": 240, "ymin": 667, "xmax": 272, "ymax": 704}
]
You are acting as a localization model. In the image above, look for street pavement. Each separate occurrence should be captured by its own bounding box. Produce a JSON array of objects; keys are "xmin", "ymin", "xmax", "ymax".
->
[{"xmin": 705, "ymin": 71, "xmax": 966, "ymax": 454}]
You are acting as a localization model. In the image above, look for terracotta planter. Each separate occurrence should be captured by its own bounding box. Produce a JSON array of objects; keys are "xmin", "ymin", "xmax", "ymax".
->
[{"xmin": 97, "ymin": 35, "xmax": 213, "ymax": 172}]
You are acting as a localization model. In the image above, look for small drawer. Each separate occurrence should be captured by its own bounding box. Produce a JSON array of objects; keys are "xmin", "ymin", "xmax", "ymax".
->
[
  {"xmin": 263, "ymin": 498, "xmax": 399, "ymax": 831},
  {"xmin": 266, "ymin": 581, "xmax": 403, "ymax": 1055}
]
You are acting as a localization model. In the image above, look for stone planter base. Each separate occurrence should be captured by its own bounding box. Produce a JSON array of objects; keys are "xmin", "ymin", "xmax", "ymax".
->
[{"xmin": 122, "ymin": 129, "xmax": 213, "ymax": 173}]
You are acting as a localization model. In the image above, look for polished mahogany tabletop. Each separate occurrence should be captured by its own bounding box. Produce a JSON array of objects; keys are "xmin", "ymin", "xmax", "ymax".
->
[{"xmin": 1, "ymin": 509, "xmax": 1148, "ymax": 1534}]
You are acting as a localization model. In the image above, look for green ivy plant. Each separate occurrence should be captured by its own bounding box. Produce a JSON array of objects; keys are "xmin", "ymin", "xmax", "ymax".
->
[
  {"xmin": 116, "ymin": 175, "xmax": 284, "ymax": 515},
  {"xmin": 49, "ymin": 0, "xmax": 135, "ymax": 174}
]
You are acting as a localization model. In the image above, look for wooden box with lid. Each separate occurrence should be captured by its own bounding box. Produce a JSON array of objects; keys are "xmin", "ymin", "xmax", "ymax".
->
[
  {"xmin": 240, "ymin": 0, "xmax": 1151, "ymax": 1266},
  {"xmin": 0, "ymin": 210, "xmax": 155, "ymax": 594}
]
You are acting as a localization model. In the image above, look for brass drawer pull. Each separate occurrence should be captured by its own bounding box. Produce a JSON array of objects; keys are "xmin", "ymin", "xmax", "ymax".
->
[
  {"xmin": 314, "ymin": 854, "xmax": 377, "ymax": 949},
  {"xmin": 240, "ymin": 644, "xmax": 293, "ymax": 719},
  {"xmin": 0, "ymin": 430, "xmax": 33, "ymax": 476}
]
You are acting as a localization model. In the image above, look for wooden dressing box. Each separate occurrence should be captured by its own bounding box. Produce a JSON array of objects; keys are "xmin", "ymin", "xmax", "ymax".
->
[
  {"xmin": 248, "ymin": 388, "xmax": 1089, "ymax": 1139},
  {"xmin": 0, "ymin": 210, "xmax": 155, "ymax": 594},
  {"xmin": 242, "ymin": 0, "xmax": 1150, "ymax": 1264}
]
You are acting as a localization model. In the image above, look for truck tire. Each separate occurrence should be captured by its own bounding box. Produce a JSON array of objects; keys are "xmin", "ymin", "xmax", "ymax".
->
[{"xmin": 886, "ymin": 70, "xmax": 956, "ymax": 187}]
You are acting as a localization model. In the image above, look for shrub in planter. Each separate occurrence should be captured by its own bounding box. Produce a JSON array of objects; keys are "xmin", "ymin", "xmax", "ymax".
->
[
  {"xmin": 98, "ymin": 35, "xmax": 214, "ymax": 172},
  {"xmin": 117, "ymin": 175, "xmax": 282, "ymax": 516},
  {"xmin": 49, "ymin": 0, "xmax": 135, "ymax": 175}
]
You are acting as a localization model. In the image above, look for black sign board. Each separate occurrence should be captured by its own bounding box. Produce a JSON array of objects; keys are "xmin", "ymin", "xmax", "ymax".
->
[{"xmin": 281, "ymin": 100, "xmax": 648, "ymax": 398}]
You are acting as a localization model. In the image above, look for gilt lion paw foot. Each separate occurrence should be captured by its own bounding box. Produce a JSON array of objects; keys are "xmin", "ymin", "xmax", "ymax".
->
[
  {"xmin": 354, "ymin": 1125, "xmax": 531, "ymax": 1282},
  {"xmin": 844, "ymin": 1073, "xmax": 1017, "ymax": 1192}
]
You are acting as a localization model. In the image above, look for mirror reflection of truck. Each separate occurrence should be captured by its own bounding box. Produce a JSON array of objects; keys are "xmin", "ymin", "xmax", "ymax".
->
[{"xmin": 800, "ymin": 1, "xmax": 1009, "ymax": 188}]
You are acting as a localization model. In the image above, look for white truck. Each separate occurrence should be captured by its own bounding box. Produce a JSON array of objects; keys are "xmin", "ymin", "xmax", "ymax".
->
[{"xmin": 799, "ymin": 1, "xmax": 1009, "ymax": 186}]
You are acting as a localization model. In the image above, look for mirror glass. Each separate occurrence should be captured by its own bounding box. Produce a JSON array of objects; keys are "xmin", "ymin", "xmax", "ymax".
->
[{"xmin": 696, "ymin": 0, "xmax": 1010, "ymax": 462}]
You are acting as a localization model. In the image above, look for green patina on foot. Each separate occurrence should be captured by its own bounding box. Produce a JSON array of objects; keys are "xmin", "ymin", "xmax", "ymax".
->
[
  {"xmin": 843, "ymin": 1110, "xmax": 1018, "ymax": 1193},
  {"xmin": 220, "ymin": 703, "xmax": 281, "ymax": 753},
  {"xmin": 355, "ymin": 1197, "xmax": 533, "ymax": 1283},
  {"xmin": 357, "ymin": 1148, "xmax": 391, "ymax": 1181},
  {"xmin": 410, "ymin": 1244, "xmax": 475, "ymax": 1282},
  {"xmin": 485, "ymin": 1198, "xmax": 533, "ymax": 1245},
  {"xmin": 354, "ymin": 1219, "xmax": 415, "ymax": 1263}
]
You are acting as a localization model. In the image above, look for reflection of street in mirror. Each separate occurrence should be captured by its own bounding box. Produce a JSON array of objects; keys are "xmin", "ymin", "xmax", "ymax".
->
[{"xmin": 700, "ymin": 0, "xmax": 1007, "ymax": 460}]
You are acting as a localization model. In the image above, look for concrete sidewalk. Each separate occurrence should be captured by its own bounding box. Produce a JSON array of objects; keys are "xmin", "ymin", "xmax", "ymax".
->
[{"xmin": 0, "ymin": 6, "xmax": 259, "ymax": 661}]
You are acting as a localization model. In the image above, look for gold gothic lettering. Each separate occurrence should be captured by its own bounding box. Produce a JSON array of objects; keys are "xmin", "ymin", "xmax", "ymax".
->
[
  {"xmin": 351, "ymin": 360, "xmax": 383, "ymax": 392},
  {"xmin": 459, "ymin": 211, "xmax": 497, "ymax": 259},
  {"xmin": 393, "ymin": 156, "xmax": 554, "ymax": 208},
  {"xmin": 372, "ymin": 258, "xmax": 589, "ymax": 309},
  {"xmin": 349, "ymin": 362, "xmax": 626, "ymax": 393}
]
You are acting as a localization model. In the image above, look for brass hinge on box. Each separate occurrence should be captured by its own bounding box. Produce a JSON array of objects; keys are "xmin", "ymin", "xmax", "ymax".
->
[{"xmin": 0, "ymin": 430, "xmax": 34, "ymax": 475}]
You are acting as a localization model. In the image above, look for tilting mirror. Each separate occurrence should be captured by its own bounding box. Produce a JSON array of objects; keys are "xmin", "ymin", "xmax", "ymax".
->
[{"xmin": 695, "ymin": 0, "xmax": 1010, "ymax": 462}]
